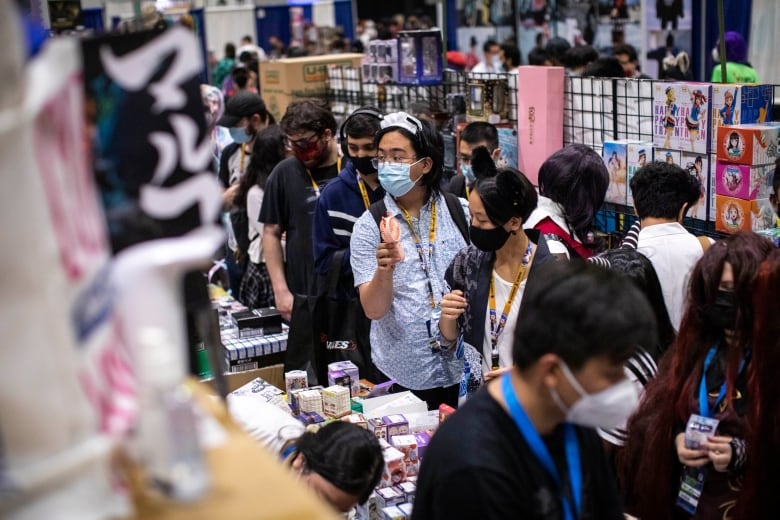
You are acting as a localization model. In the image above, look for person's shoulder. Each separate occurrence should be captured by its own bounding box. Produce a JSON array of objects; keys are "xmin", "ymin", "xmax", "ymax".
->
[{"xmin": 272, "ymin": 156, "xmax": 304, "ymax": 173}]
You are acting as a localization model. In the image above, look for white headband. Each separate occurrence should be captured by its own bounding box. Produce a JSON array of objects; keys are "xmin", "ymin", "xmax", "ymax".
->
[{"xmin": 380, "ymin": 111, "xmax": 423, "ymax": 135}]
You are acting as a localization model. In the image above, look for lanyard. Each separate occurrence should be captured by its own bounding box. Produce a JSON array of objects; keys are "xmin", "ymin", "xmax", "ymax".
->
[
  {"xmin": 399, "ymin": 200, "xmax": 437, "ymax": 309},
  {"xmin": 488, "ymin": 242, "xmax": 534, "ymax": 369},
  {"xmin": 698, "ymin": 345, "xmax": 748, "ymax": 418},
  {"xmin": 239, "ymin": 143, "xmax": 249, "ymax": 176},
  {"xmin": 465, "ymin": 186, "xmax": 470, "ymax": 199},
  {"xmin": 357, "ymin": 176, "xmax": 371, "ymax": 210},
  {"xmin": 306, "ymin": 158, "xmax": 341, "ymax": 199},
  {"xmin": 501, "ymin": 374, "xmax": 582, "ymax": 520}
]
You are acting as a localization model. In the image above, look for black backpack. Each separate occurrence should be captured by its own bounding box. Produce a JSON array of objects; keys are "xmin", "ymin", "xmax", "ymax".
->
[{"xmin": 367, "ymin": 191, "xmax": 469, "ymax": 243}]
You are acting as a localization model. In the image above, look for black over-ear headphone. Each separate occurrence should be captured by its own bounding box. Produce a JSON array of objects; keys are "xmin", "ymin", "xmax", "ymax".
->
[{"xmin": 339, "ymin": 107, "xmax": 384, "ymax": 158}]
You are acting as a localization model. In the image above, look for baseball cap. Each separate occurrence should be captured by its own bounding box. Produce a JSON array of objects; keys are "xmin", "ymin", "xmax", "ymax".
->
[{"xmin": 217, "ymin": 91, "xmax": 266, "ymax": 127}]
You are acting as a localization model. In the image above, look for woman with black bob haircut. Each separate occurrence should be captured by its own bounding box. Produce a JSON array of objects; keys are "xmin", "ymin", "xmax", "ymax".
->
[
  {"xmin": 439, "ymin": 146, "xmax": 555, "ymax": 383},
  {"xmin": 524, "ymin": 144, "xmax": 609, "ymax": 258},
  {"xmin": 284, "ymin": 421, "xmax": 383, "ymax": 514}
]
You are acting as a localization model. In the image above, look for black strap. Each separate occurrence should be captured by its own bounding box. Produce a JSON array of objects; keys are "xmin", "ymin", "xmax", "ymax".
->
[
  {"xmin": 325, "ymin": 249, "xmax": 346, "ymax": 298},
  {"xmin": 368, "ymin": 192, "xmax": 469, "ymax": 244}
]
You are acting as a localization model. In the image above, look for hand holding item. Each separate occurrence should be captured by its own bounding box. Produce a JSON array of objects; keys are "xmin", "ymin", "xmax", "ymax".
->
[
  {"xmin": 379, "ymin": 212, "xmax": 405, "ymax": 262},
  {"xmin": 701, "ymin": 435, "xmax": 734, "ymax": 472},
  {"xmin": 675, "ymin": 433, "xmax": 710, "ymax": 468},
  {"xmin": 484, "ymin": 366, "xmax": 511, "ymax": 382},
  {"xmin": 440, "ymin": 290, "xmax": 467, "ymax": 321}
]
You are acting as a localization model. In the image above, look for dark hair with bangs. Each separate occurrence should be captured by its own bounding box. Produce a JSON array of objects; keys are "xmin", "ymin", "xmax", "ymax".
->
[
  {"xmin": 470, "ymin": 146, "xmax": 537, "ymax": 225},
  {"xmin": 618, "ymin": 231, "xmax": 774, "ymax": 519},
  {"xmin": 512, "ymin": 260, "xmax": 657, "ymax": 371}
]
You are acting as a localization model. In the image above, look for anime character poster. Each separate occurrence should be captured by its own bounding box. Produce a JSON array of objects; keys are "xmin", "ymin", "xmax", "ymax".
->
[
  {"xmin": 653, "ymin": 82, "xmax": 711, "ymax": 154},
  {"xmin": 681, "ymin": 151, "xmax": 709, "ymax": 220}
]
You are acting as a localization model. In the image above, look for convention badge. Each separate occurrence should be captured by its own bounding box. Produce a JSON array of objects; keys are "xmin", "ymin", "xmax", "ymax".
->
[
  {"xmin": 426, "ymin": 307, "xmax": 442, "ymax": 352},
  {"xmin": 684, "ymin": 414, "xmax": 720, "ymax": 450},
  {"xmin": 676, "ymin": 466, "xmax": 705, "ymax": 515}
]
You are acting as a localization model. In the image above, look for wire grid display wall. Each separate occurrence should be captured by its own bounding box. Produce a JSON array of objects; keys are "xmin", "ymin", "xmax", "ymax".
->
[{"xmin": 326, "ymin": 68, "xmax": 518, "ymax": 128}]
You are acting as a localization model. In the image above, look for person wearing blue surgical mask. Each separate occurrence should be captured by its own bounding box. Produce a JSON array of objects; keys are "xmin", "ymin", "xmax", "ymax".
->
[
  {"xmin": 349, "ymin": 112, "xmax": 470, "ymax": 410},
  {"xmin": 447, "ymin": 121, "xmax": 501, "ymax": 200}
]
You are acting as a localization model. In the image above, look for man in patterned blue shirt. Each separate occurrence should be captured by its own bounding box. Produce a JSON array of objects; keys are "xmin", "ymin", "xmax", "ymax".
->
[{"xmin": 350, "ymin": 112, "xmax": 469, "ymax": 409}]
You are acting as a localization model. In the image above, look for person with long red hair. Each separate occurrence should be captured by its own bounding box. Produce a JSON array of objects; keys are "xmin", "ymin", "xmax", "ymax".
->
[{"xmin": 618, "ymin": 232, "xmax": 774, "ymax": 519}]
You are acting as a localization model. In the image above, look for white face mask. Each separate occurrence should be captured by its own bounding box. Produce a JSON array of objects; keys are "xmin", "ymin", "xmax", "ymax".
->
[{"xmin": 550, "ymin": 361, "xmax": 639, "ymax": 429}]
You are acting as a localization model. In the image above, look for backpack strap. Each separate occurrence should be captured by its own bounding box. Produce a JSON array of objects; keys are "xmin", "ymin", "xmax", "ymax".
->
[{"xmin": 442, "ymin": 191, "xmax": 470, "ymax": 244}]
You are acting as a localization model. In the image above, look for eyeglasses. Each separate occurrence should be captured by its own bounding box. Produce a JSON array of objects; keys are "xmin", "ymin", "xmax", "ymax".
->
[
  {"xmin": 287, "ymin": 133, "xmax": 321, "ymax": 150},
  {"xmin": 371, "ymin": 156, "xmax": 420, "ymax": 169}
]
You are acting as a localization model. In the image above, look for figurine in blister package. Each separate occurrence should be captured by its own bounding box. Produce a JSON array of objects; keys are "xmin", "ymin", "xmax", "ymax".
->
[
  {"xmin": 686, "ymin": 89, "xmax": 707, "ymax": 151},
  {"xmin": 719, "ymin": 90, "xmax": 736, "ymax": 126},
  {"xmin": 663, "ymin": 86, "xmax": 678, "ymax": 148}
]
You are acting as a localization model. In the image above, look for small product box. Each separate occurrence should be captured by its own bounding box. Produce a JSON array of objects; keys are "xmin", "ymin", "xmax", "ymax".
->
[
  {"xmin": 396, "ymin": 29, "xmax": 443, "ymax": 86},
  {"xmin": 328, "ymin": 361, "xmax": 360, "ymax": 396},
  {"xmin": 289, "ymin": 385, "xmax": 324, "ymax": 415},
  {"xmin": 715, "ymin": 161, "xmax": 774, "ymax": 200},
  {"xmin": 376, "ymin": 63, "xmax": 398, "ymax": 85},
  {"xmin": 716, "ymin": 124, "xmax": 780, "ymax": 166},
  {"xmin": 229, "ymin": 376, "xmax": 288, "ymax": 412},
  {"xmin": 296, "ymin": 411, "xmax": 325, "ymax": 425},
  {"xmin": 381, "ymin": 506, "xmax": 406, "ymax": 520},
  {"xmin": 656, "ymin": 148, "xmax": 682, "ymax": 168},
  {"xmin": 715, "ymin": 195, "xmax": 777, "ymax": 233},
  {"xmin": 379, "ymin": 445, "xmax": 407, "ymax": 488},
  {"xmin": 322, "ymin": 385, "xmax": 352, "ymax": 418},
  {"xmin": 398, "ymin": 503, "xmax": 413, "ymax": 518},
  {"xmin": 438, "ymin": 403, "xmax": 456, "ymax": 422},
  {"xmin": 396, "ymin": 481, "xmax": 416, "ymax": 503},
  {"xmin": 341, "ymin": 412, "xmax": 368, "ymax": 429},
  {"xmin": 710, "ymin": 84, "xmax": 773, "ymax": 150},
  {"xmin": 382, "ymin": 414, "xmax": 410, "ymax": 441},
  {"xmin": 368, "ymin": 417, "xmax": 388, "ymax": 440},
  {"xmin": 680, "ymin": 151, "xmax": 710, "ymax": 221},
  {"xmin": 625, "ymin": 142, "xmax": 654, "ymax": 207},
  {"xmin": 391, "ymin": 435, "xmax": 419, "ymax": 476},
  {"xmin": 653, "ymin": 82, "xmax": 711, "ymax": 154},
  {"xmin": 284, "ymin": 370, "xmax": 308, "ymax": 396},
  {"xmin": 413, "ymin": 432, "xmax": 431, "ymax": 460},
  {"xmin": 709, "ymin": 154, "xmax": 718, "ymax": 221},
  {"xmin": 602, "ymin": 139, "xmax": 632, "ymax": 205},
  {"xmin": 376, "ymin": 487, "xmax": 405, "ymax": 509}
]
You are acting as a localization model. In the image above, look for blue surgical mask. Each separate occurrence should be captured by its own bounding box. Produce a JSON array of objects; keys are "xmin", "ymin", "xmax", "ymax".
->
[
  {"xmin": 378, "ymin": 159, "xmax": 423, "ymax": 198},
  {"xmin": 229, "ymin": 126, "xmax": 251, "ymax": 144},
  {"xmin": 460, "ymin": 162, "xmax": 476, "ymax": 184}
]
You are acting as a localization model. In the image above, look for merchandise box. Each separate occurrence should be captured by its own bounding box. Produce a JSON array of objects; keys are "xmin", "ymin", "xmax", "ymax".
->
[
  {"xmin": 227, "ymin": 375, "xmax": 289, "ymax": 413},
  {"xmin": 715, "ymin": 195, "xmax": 776, "ymax": 233},
  {"xmin": 362, "ymin": 391, "xmax": 427, "ymax": 419},
  {"xmin": 397, "ymin": 30, "xmax": 443, "ymax": 85},
  {"xmin": 653, "ymin": 82, "xmax": 711, "ymax": 154},
  {"xmin": 603, "ymin": 139, "xmax": 632, "ymax": 205},
  {"xmin": 391, "ymin": 435, "xmax": 419, "ymax": 476},
  {"xmin": 626, "ymin": 142, "xmax": 654, "ymax": 207},
  {"xmin": 259, "ymin": 53, "xmax": 364, "ymax": 121},
  {"xmin": 496, "ymin": 126, "xmax": 519, "ymax": 170},
  {"xmin": 381, "ymin": 505, "xmax": 406, "ymax": 520},
  {"xmin": 516, "ymin": 66, "xmax": 565, "ymax": 185},
  {"xmin": 382, "ymin": 414, "xmax": 410, "ymax": 440},
  {"xmin": 709, "ymin": 154, "xmax": 718, "ymax": 221},
  {"xmin": 466, "ymin": 78, "xmax": 511, "ymax": 124},
  {"xmin": 715, "ymin": 160, "xmax": 773, "ymax": 200},
  {"xmin": 710, "ymin": 84, "xmax": 773, "ymax": 150},
  {"xmin": 681, "ymin": 152, "xmax": 710, "ymax": 221},
  {"xmin": 328, "ymin": 360, "xmax": 360, "ymax": 396},
  {"xmin": 656, "ymin": 148, "xmax": 682, "ymax": 168},
  {"xmin": 715, "ymin": 124, "xmax": 780, "ymax": 166},
  {"xmin": 322, "ymin": 385, "xmax": 351, "ymax": 418}
]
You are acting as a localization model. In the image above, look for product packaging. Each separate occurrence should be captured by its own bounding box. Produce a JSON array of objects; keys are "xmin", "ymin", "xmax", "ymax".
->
[
  {"xmin": 625, "ymin": 142, "xmax": 654, "ymax": 207},
  {"xmin": 716, "ymin": 124, "xmax": 780, "ymax": 166},
  {"xmin": 653, "ymin": 82, "xmax": 712, "ymax": 154},
  {"xmin": 322, "ymin": 385, "xmax": 351, "ymax": 418},
  {"xmin": 710, "ymin": 84, "xmax": 773, "ymax": 150}
]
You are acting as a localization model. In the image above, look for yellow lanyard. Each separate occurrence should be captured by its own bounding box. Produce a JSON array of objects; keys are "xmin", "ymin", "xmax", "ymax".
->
[
  {"xmin": 488, "ymin": 242, "xmax": 534, "ymax": 368},
  {"xmin": 399, "ymin": 200, "xmax": 437, "ymax": 308},
  {"xmin": 306, "ymin": 157, "xmax": 341, "ymax": 199},
  {"xmin": 465, "ymin": 186, "xmax": 470, "ymax": 199},
  {"xmin": 357, "ymin": 177, "xmax": 371, "ymax": 210}
]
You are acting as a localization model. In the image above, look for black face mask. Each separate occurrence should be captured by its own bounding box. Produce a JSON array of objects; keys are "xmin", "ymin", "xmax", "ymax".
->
[
  {"xmin": 703, "ymin": 290, "xmax": 737, "ymax": 331},
  {"xmin": 469, "ymin": 224, "xmax": 511, "ymax": 252},
  {"xmin": 351, "ymin": 155, "xmax": 377, "ymax": 175}
]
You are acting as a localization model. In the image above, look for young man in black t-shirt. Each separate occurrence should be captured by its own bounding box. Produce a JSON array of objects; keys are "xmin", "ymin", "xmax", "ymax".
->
[{"xmin": 413, "ymin": 261, "xmax": 657, "ymax": 520}]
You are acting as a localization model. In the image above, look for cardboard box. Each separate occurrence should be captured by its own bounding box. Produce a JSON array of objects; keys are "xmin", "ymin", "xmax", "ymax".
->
[
  {"xmin": 713, "ymin": 195, "xmax": 774, "ymax": 232},
  {"xmin": 382, "ymin": 415, "xmax": 410, "ymax": 440},
  {"xmin": 715, "ymin": 124, "xmax": 780, "ymax": 166},
  {"xmin": 602, "ymin": 139, "xmax": 631, "ymax": 205},
  {"xmin": 653, "ymin": 82, "xmax": 711, "ymax": 154},
  {"xmin": 322, "ymin": 385, "xmax": 352, "ymax": 418},
  {"xmin": 516, "ymin": 66, "xmax": 565, "ymax": 185},
  {"xmin": 220, "ymin": 364, "xmax": 285, "ymax": 393},
  {"xmin": 710, "ymin": 84, "xmax": 773, "ymax": 150},
  {"xmin": 391, "ymin": 435, "xmax": 419, "ymax": 476},
  {"xmin": 438, "ymin": 403, "xmax": 456, "ymax": 422},
  {"xmin": 379, "ymin": 444, "xmax": 407, "ymax": 488},
  {"xmin": 715, "ymin": 161, "xmax": 773, "ymax": 200},
  {"xmin": 381, "ymin": 506, "xmax": 406, "ymax": 520},
  {"xmin": 341, "ymin": 412, "xmax": 368, "ymax": 429},
  {"xmin": 259, "ymin": 53, "xmax": 364, "ymax": 121},
  {"xmin": 398, "ymin": 503, "xmax": 413, "ymax": 518},
  {"xmin": 376, "ymin": 487, "xmax": 405, "ymax": 509},
  {"xmin": 414, "ymin": 432, "xmax": 431, "ymax": 461},
  {"xmin": 657, "ymin": 148, "xmax": 682, "ymax": 168},
  {"xmin": 626, "ymin": 142, "xmax": 654, "ymax": 207},
  {"xmin": 681, "ymin": 152, "xmax": 710, "ymax": 221},
  {"xmin": 368, "ymin": 417, "xmax": 388, "ymax": 440},
  {"xmin": 328, "ymin": 361, "xmax": 360, "ymax": 397},
  {"xmin": 396, "ymin": 481, "xmax": 416, "ymax": 503}
]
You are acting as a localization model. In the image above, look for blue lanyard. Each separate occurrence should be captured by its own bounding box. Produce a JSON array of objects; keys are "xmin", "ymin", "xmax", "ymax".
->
[
  {"xmin": 698, "ymin": 345, "xmax": 748, "ymax": 418},
  {"xmin": 501, "ymin": 374, "xmax": 581, "ymax": 520}
]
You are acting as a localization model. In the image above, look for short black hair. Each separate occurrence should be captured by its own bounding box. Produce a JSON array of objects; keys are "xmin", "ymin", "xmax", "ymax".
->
[
  {"xmin": 528, "ymin": 47, "xmax": 548, "ymax": 66},
  {"xmin": 513, "ymin": 260, "xmax": 657, "ymax": 370},
  {"xmin": 460, "ymin": 122, "xmax": 499, "ymax": 151},
  {"xmin": 280, "ymin": 98, "xmax": 337, "ymax": 135},
  {"xmin": 630, "ymin": 162, "xmax": 702, "ymax": 220},
  {"xmin": 613, "ymin": 43, "xmax": 638, "ymax": 63},
  {"xmin": 773, "ymin": 158, "xmax": 780, "ymax": 194},
  {"xmin": 224, "ymin": 42, "xmax": 236, "ymax": 59},
  {"xmin": 544, "ymin": 37, "xmax": 571, "ymax": 65},
  {"xmin": 563, "ymin": 45, "xmax": 598, "ymax": 69},
  {"xmin": 344, "ymin": 108, "xmax": 383, "ymax": 140},
  {"xmin": 483, "ymin": 39, "xmax": 499, "ymax": 53},
  {"xmin": 472, "ymin": 146, "xmax": 538, "ymax": 225},
  {"xmin": 375, "ymin": 117, "xmax": 444, "ymax": 191},
  {"xmin": 501, "ymin": 43, "xmax": 521, "ymax": 68},
  {"xmin": 582, "ymin": 57, "xmax": 625, "ymax": 78}
]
